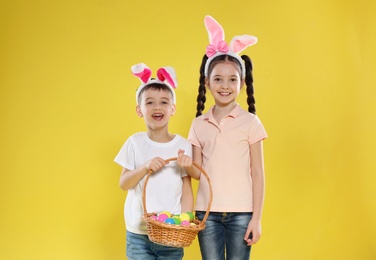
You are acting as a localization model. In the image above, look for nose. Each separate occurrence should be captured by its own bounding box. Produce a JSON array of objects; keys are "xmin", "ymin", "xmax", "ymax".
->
[
  {"xmin": 221, "ymin": 80, "xmax": 230, "ymax": 89},
  {"xmin": 153, "ymin": 103, "xmax": 161, "ymax": 110}
]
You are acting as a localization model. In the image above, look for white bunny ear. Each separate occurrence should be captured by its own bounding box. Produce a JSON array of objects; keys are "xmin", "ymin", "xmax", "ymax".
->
[
  {"xmin": 131, "ymin": 63, "xmax": 152, "ymax": 84},
  {"xmin": 229, "ymin": 35, "xmax": 258, "ymax": 54},
  {"xmin": 204, "ymin": 15, "xmax": 225, "ymax": 45},
  {"xmin": 156, "ymin": 67, "xmax": 177, "ymax": 88}
]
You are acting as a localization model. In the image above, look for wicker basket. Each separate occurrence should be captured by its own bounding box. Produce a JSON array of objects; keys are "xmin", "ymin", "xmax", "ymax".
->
[{"xmin": 142, "ymin": 157, "xmax": 212, "ymax": 248}]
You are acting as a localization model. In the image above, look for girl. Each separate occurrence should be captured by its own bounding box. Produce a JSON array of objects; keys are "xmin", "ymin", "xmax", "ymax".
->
[
  {"xmin": 187, "ymin": 16, "xmax": 268, "ymax": 259},
  {"xmin": 115, "ymin": 63, "xmax": 193, "ymax": 260}
]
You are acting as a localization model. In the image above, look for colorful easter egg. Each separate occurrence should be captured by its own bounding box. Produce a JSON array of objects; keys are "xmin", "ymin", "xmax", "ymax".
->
[
  {"xmin": 150, "ymin": 215, "xmax": 157, "ymax": 220},
  {"xmin": 172, "ymin": 216, "xmax": 181, "ymax": 225},
  {"xmin": 179, "ymin": 213, "xmax": 191, "ymax": 222},
  {"xmin": 157, "ymin": 213, "xmax": 168, "ymax": 222},
  {"xmin": 164, "ymin": 218, "xmax": 175, "ymax": 224},
  {"xmin": 158, "ymin": 211, "xmax": 171, "ymax": 218},
  {"xmin": 181, "ymin": 220, "xmax": 190, "ymax": 226},
  {"xmin": 186, "ymin": 212, "xmax": 194, "ymax": 221}
]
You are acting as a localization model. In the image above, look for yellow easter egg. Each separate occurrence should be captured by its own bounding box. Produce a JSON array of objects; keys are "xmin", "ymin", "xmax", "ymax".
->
[
  {"xmin": 179, "ymin": 213, "xmax": 190, "ymax": 222},
  {"xmin": 158, "ymin": 211, "xmax": 171, "ymax": 218}
]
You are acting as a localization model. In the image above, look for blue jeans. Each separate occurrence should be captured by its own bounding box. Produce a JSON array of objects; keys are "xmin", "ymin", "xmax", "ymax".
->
[
  {"xmin": 126, "ymin": 231, "xmax": 184, "ymax": 260},
  {"xmin": 196, "ymin": 211, "xmax": 253, "ymax": 260}
]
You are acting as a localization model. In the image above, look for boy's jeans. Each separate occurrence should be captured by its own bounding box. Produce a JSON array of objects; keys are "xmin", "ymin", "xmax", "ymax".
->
[{"xmin": 126, "ymin": 231, "xmax": 183, "ymax": 260}]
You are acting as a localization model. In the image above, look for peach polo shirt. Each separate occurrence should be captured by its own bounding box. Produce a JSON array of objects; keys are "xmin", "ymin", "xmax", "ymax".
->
[{"xmin": 188, "ymin": 104, "xmax": 267, "ymax": 212}]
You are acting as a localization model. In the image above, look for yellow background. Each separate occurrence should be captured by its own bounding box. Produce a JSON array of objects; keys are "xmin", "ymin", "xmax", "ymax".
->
[{"xmin": 1, "ymin": 0, "xmax": 375, "ymax": 259}]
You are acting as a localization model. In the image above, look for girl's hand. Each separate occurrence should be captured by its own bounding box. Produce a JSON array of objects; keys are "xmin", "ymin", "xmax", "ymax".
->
[
  {"xmin": 244, "ymin": 219, "xmax": 262, "ymax": 246},
  {"xmin": 145, "ymin": 157, "xmax": 168, "ymax": 173},
  {"xmin": 176, "ymin": 149, "xmax": 193, "ymax": 168}
]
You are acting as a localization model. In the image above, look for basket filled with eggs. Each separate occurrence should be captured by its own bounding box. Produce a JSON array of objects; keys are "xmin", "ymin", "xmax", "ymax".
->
[{"xmin": 142, "ymin": 157, "xmax": 213, "ymax": 248}]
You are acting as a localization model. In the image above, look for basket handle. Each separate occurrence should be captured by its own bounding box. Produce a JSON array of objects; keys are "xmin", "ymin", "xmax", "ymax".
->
[{"xmin": 142, "ymin": 157, "xmax": 213, "ymax": 226}]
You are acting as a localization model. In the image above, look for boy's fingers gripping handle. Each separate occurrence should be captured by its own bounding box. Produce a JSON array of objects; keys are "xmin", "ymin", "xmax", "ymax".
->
[{"xmin": 142, "ymin": 157, "xmax": 213, "ymax": 225}]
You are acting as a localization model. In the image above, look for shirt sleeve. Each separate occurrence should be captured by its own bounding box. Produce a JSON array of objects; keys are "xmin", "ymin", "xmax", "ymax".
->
[
  {"xmin": 114, "ymin": 137, "xmax": 135, "ymax": 170},
  {"xmin": 248, "ymin": 116, "xmax": 268, "ymax": 144},
  {"xmin": 188, "ymin": 120, "xmax": 201, "ymax": 147}
]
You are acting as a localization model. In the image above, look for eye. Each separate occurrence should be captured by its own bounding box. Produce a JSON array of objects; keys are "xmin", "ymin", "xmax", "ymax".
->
[{"xmin": 231, "ymin": 78, "xmax": 238, "ymax": 82}]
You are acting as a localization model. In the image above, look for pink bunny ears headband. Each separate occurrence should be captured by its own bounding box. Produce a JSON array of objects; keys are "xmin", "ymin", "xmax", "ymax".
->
[
  {"xmin": 204, "ymin": 15, "xmax": 257, "ymax": 78},
  {"xmin": 131, "ymin": 63, "xmax": 177, "ymax": 104}
]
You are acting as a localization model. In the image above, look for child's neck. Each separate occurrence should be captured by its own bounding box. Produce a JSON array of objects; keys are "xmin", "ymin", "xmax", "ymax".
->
[
  {"xmin": 147, "ymin": 130, "xmax": 175, "ymax": 143},
  {"xmin": 213, "ymin": 102, "xmax": 236, "ymax": 122}
]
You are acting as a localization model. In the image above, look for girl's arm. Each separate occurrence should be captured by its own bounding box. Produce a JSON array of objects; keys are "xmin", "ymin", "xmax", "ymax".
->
[
  {"xmin": 244, "ymin": 140, "xmax": 265, "ymax": 246},
  {"xmin": 191, "ymin": 145, "xmax": 203, "ymax": 179},
  {"xmin": 119, "ymin": 157, "xmax": 168, "ymax": 191},
  {"xmin": 176, "ymin": 147, "xmax": 203, "ymax": 180},
  {"xmin": 180, "ymin": 176, "xmax": 194, "ymax": 212}
]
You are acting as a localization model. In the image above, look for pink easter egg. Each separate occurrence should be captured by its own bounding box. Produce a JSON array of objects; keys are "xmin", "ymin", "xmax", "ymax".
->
[
  {"xmin": 150, "ymin": 215, "xmax": 157, "ymax": 220},
  {"xmin": 181, "ymin": 220, "xmax": 190, "ymax": 226},
  {"xmin": 157, "ymin": 213, "xmax": 168, "ymax": 222}
]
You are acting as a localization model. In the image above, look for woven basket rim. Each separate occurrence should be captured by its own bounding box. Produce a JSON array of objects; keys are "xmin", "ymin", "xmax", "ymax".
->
[
  {"xmin": 142, "ymin": 157, "xmax": 213, "ymax": 230},
  {"xmin": 142, "ymin": 213, "xmax": 206, "ymax": 232}
]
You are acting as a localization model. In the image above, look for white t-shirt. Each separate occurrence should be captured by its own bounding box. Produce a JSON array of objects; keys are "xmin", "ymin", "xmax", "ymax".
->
[{"xmin": 114, "ymin": 132, "xmax": 192, "ymax": 234}]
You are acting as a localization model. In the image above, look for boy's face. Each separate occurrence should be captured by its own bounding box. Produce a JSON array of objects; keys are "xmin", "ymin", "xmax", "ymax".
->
[{"xmin": 136, "ymin": 88, "xmax": 176, "ymax": 130}]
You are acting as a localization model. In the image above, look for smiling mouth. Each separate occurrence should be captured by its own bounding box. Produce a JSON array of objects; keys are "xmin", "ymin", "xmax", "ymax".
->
[
  {"xmin": 152, "ymin": 113, "xmax": 164, "ymax": 120},
  {"xmin": 218, "ymin": 92, "xmax": 231, "ymax": 96}
]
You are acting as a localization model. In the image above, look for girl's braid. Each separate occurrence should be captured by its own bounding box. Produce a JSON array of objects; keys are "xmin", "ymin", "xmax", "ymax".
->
[
  {"xmin": 196, "ymin": 54, "xmax": 208, "ymax": 117},
  {"xmin": 242, "ymin": 55, "xmax": 256, "ymax": 114}
]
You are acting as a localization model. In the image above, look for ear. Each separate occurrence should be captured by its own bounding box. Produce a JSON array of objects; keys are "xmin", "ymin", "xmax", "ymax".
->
[
  {"xmin": 171, "ymin": 104, "xmax": 176, "ymax": 116},
  {"xmin": 205, "ymin": 77, "xmax": 210, "ymax": 88},
  {"xmin": 240, "ymin": 79, "xmax": 245, "ymax": 89},
  {"xmin": 136, "ymin": 105, "xmax": 143, "ymax": 117}
]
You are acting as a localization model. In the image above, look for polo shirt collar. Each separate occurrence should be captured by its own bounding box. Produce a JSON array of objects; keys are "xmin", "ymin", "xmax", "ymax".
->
[{"xmin": 204, "ymin": 103, "xmax": 242, "ymax": 121}]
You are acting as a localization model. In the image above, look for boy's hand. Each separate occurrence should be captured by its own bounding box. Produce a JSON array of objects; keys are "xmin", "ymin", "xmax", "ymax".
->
[{"xmin": 145, "ymin": 157, "xmax": 168, "ymax": 173}]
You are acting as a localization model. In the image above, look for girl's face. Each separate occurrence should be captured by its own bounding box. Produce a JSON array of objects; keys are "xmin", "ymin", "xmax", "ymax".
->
[
  {"xmin": 206, "ymin": 61, "xmax": 244, "ymax": 106},
  {"xmin": 136, "ymin": 88, "xmax": 176, "ymax": 131}
]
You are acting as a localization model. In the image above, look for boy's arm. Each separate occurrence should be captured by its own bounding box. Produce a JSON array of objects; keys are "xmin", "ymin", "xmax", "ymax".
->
[
  {"xmin": 119, "ymin": 157, "xmax": 167, "ymax": 191},
  {"xmin": 180, "ymin": 176, "xmax": 194, "ymax": 212}
]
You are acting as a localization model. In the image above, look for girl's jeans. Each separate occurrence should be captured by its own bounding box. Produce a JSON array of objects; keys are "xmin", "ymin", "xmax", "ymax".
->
[
  {"xmin": 126, "ymin": 231, "xmax": 183, "ymax": 260},
  {"xmin": 196, "ymin": 211, "xmax": 253, "ymax": 260}
]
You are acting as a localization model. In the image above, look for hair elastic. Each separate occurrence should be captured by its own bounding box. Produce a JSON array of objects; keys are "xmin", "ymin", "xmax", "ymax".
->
[
  {"xmin": 204, "ymin": 15, "xmax": 258, "ymax": 78},
  {"xmin": 131, "ymin": 63, "xmax": 177, "ymax": 104}
]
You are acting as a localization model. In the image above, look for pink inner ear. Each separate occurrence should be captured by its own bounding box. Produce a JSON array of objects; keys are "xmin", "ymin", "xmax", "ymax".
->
[
  {"xmin": 134, "ymin": 68, "xmax": 151, "ymax": 83},
  {"xmin": 157, "ymin": 67, "xmax": 177, "ymax": 88},
  {"xmin": 131, "ymin": 63, "xmax": 152, "ymax": 83},
  {"xmin": 205, "ymin": 15, "xmax": 225, "ymax": 46},
  {"xmin": 230, "ymin": 35, "xmax": 257, "ymax": 53}
]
